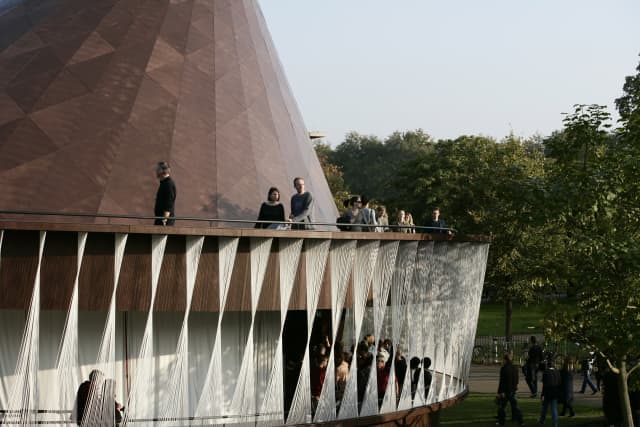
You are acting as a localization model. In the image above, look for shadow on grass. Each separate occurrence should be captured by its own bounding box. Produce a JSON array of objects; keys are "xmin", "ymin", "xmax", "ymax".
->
[{"xmin": 440, "ymin": 393, "xmax": 605, "ymax": 426}]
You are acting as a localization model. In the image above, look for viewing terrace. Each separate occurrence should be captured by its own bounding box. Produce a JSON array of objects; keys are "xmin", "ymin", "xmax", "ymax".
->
[{"xmin": 0, "ymin": 211, "xmax": 489, "ymax": 427}]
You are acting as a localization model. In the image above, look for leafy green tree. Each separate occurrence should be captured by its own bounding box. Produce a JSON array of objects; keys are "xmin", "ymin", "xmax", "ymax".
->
[
  {"xmin": 544, "ymin": 101, "xmax": 640, "ymax": 427},
  {"xmin": 313, "ymin": 141, "xmax": 350, "ymax": 211},
  {"xmin": 393, "ymin": 135, "xmax": 557, "ymax": 341},
  {"xmin": 329, "ymin": 130, "xmax": 433, "ymax": 202}
]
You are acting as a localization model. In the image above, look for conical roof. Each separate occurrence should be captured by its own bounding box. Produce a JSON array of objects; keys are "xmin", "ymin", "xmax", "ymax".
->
[{"xmin": 0, "ymin": 0, "xmax": 337, "ymax": 225}]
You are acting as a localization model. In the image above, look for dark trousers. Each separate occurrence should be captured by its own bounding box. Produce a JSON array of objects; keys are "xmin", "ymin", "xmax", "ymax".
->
[
  {"xmin": 525, "ymin": 364, "xmax": 538, "ymax": 395},
  {"xmin": 580, "ymin": 372, "xmax": 597, "ymax": 393},
  {"xmin": 561, "ymin": 400, "xmax": 575, "ymax": 416},
  {"xmin": 497, "ymin": 392, "xmax": 523, "ymax": 426},
  {"xmin": 540, "ymin": 398, "xmax": 558, "ymax": 427},
  {"xmin": 154, "ymin": 217, "xmax": 175, "ymax": 226}
]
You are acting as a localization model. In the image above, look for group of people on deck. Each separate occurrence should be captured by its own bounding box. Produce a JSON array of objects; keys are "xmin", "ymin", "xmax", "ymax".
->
[
  {"xmin": 254, "ymin": 177, "xmax": 314, "ymax": 229},
  {"xmin": 153, "ymin": 162, "xmax": 451, "ymax": 233}
]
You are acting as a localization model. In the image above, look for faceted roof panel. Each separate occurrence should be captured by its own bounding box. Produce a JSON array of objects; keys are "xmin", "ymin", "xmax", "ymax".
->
[{"xmin": 0, "ymin": 0, "xmax": 337, "ymax": 226}]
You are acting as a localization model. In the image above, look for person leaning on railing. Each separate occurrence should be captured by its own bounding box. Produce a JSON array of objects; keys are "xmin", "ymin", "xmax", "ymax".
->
[
  {"xmin": 375, "ymin": 206, "xmax": 389, "ymax": 232},
  {"xmin": 255, "ymin": 187, "xmax": 285, "ymax": 229},
  {"xmin": 394, "ymin": 210, "xmax": 411, "ymax": 233},
  {"xmin": 289, "ymin": 177, "xmax": 314, "ymax": 230},
  {"xmin": 425, "ymin": 207, "xmax": 451, "ymax": 235}
]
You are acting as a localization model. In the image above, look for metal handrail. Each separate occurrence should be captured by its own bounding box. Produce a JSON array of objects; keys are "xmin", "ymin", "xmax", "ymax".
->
[{"xmin": 0, "ymin": 209, "xmax": 456, "ymax": 234}]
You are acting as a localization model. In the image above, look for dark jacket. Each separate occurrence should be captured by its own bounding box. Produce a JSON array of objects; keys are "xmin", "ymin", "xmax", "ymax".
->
[
  {"xmin": 74, "ymin": 381, "xmax": 91, "ymax": 424},
  {"xmin": 154, "ymin": 176, "xmax": 176, "ymax": 224},
  {"xmin": 559, "ymin": 367, "xmax": 574, "ymax": 403},
  {"xmin": 426, "ymin": 218, "xmax": 447, "ymax": 233},
  {"xmin": 542, "ymin": 367, "xmax": 561, "ymax": 400},
  {"xmin": 498, "ymin": 363, "xmax": 519, "ymax": 395},
  {"xmin": 255, "ymin": 202, "xmax": 285, "ymax": 228},
  {"xmin": 528, "ymin": 344, "xmax": 543, "ymax": 368}
]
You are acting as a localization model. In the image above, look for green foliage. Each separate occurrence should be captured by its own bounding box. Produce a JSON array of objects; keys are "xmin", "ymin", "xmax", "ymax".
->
[
  {"xmin": 328, "ymin": 129, "xmax": 433, "ymax": 202},
  {"xmin": 392, "ymin": 134, "xmax": 559, "ymax": 305},
  {"xmin": 616, "ymin": 54, "xmax": 640, "ymax": 136},
  {"xmin": 314, "ymin": 55, "xmax": 640, "ymax": 423},
  {"xmin": 543, "ymin": 97, "xmax": 640, "ymax": 425},
  {"xmin": 313, "ymin": 141, "xmax": 350, "ymax": 211}
]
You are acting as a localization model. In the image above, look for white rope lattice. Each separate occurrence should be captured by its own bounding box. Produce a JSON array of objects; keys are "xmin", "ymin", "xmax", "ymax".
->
[
  {"xmin": 0, "ymin": 231, "xmax": 491, "ymax": 425},
  {"xmin": 360, "ymin": 240, "xmax": 398, "ymax": 417},
  {"xmin": 260, "ymin": 238, "xmax": 302, "ymax": 425},
  {"xmin": 382, "ymin": 241, "xmax": 417, "ymax": 413},
  {"xmin": 338, "ymin": 240, "xmax": 379, "ymax": 420},
  {"xmin": 314, "ymin": 240, "xmax": 356, "ymax": 422},
  {"xmin": 7, "ymin": 231, "xmax": 45, "ymax": 426},
  {"xmin": 55, "ymin": 232, "xmax": 87, "ymax": 422},
  {"xmin": 410, "ymin": 241, "xmax": 433, "ymax": 408},
  {"xmin": 196, "ymin": 237, "xmax": 239, "ymax": 419},
  {"xmin": 400, "ymin": 241, "xmax": 419, "ymax": 410},
  {"xmin": 286, "ymin": 239, "xmax": 330, "ymax": 425},
  {"xmin": 123, "ymin": 235, "xmax": 166, "ymax": 426},
  {"xmin": 160, "ymin": 236, "xmax": 203, "ymax": 425},
  {"xmin": 81, "ymin": 233, "xmax": 127, "ymax": 426},
  {"xmin": 229, "ymin": 238, "xmax": 272, "ymax": 421}
]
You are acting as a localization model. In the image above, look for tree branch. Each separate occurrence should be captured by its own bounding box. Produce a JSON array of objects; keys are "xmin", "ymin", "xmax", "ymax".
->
[{"xmin": 627, "ymin": 360, "xmax": 640, "ymax": 378}]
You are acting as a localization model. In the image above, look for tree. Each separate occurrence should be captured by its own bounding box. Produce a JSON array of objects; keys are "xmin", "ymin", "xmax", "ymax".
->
[
  {"xmin": 393, "ymin": 135, "xmax": 558, "ymax": 342},
  {"xmin": 313, "ymin": 141, "xmax": 350, "ymax": 211},
  {"xmin": 329, "ymin": 130, "xmax": 433, "ymax": 203},
  {"xmin": 544, "ymin": 101, "xmax": 640, "ymax": 427}
]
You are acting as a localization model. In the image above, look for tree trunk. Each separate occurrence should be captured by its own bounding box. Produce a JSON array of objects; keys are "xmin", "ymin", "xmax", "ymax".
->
[
  {"xmin": 618, "ymin": 359, "xmax": 634, "ymax": 427},
  {"xmin": 505, "ymin": 298, "xmax": 513, "ymax": 351}
]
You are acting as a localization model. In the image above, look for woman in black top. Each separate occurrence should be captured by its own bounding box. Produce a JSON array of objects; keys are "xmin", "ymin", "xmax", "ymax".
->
[{"xmin": 255, "ymin": 187, "xmax": 285, "ymax": 228}]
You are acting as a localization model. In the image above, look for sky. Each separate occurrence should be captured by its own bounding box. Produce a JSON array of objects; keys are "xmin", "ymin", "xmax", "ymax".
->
[{"xmin": 258, "ymin": 1, "xmax": 640, "ymax": 145}]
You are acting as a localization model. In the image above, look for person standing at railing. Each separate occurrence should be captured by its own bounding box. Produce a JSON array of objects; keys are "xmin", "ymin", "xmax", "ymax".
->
[
  {"xmin": 154, "ymin": 161, "xmax": 176, "ymax": 226},
  {"xmin": 289, "ymin": 177, "xmax": 314, "ymax": 230},
  {"xmin": 255, "ymin": 187, "xmax": 285, "ymax": 229},
  {"xmin": 394, "ymin": 210, "xmax": 410, "ymax": 233},
  {"xmin": 345, "ymin": 196, "xmax": 363, "ymax": 232},
  {"xmin": 359, "ymin": 195, "xmax": 378, "ymax": 232},
  {"xmin": 425, "ymin": 207, "xmax": 450, "ymax": 235},
  {"xmin": 375, "ymin": 206, "xmax": 389, "ymax": 232},
  {"xmin": 405, "ymin": 212, "xmax": 416, "ymax": 234}
]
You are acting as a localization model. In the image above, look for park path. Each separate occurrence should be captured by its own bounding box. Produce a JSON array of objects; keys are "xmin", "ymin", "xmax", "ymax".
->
[{"xmin": 468, "ymin": 364, "xmax": 601, "ymax": 407}]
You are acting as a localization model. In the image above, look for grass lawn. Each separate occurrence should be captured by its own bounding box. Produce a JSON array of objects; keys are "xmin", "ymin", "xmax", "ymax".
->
[
  {"xmin": 475, "ymin": 300, "xmax": 577, "ymax": 337},
  {"xmin": 440, "ymin": 392, "xmax": 605, "ymax": 426}
]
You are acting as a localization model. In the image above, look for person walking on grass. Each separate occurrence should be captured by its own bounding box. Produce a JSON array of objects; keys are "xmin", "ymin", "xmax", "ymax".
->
[
  {"xmin": 578, "ymin": 356, "xmax": 598, "ymax": 395},
  {"xmin": 539, "ymin": 359, "xmax": 561, "ymax": 427},
  {"xmin": 526, "ymin": 336, "xmax": 543, "ymax": 398},
  {"xmin": 496, "ymin": 353, "xmax": 524, "ymax": 427},
  {"xmin": 559, "ymin": 356, "xmax": 575, "ymax": 417}
]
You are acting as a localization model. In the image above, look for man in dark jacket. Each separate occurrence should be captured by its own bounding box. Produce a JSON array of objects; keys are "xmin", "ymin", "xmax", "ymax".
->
[
  {"xmin": 497, "ymin": 353, "xmax": 524, "ymax": 427},
  {"xmin": 526, "ymin": 335, "xmax": 544, "ymax": 397},
  {"xmin": 539, "ymin": 360, "xmax": 561, "ymax": 427},
  {"xmin": 154, "ymin": 161, "xmax": 176, "ymax": 225},
  {"xmin": 425, "ymin": 207, "xmax": 450, "ymax": 234}
]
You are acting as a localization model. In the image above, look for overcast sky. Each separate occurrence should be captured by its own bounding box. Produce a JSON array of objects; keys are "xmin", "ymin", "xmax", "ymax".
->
[{"xmin": 258, "ymin": 1, "xmax": 640, "ymax": 145}]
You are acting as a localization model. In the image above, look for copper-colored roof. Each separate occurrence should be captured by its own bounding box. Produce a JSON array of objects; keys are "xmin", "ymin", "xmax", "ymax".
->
[{"xmin": 0, "ymin": 0, "xmax": 337, "ymax": 225}]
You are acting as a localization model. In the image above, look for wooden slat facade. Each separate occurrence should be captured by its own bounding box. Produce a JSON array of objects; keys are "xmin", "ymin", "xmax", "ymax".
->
[{"xmin": 0, "ymin": 221, "xmax": 489, "ymax": 312}]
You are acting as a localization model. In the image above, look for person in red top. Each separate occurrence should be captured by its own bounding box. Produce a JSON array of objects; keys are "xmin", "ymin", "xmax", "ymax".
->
[
  {"xmin": 376, "ymin": 351, "xmax": 400, "ymax": 406},
  {"xmin": 310, "ymin": 354, "xmax": 328, "ymax": 412}
]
